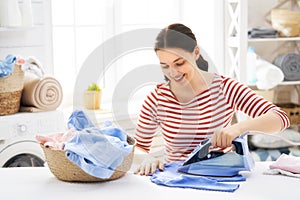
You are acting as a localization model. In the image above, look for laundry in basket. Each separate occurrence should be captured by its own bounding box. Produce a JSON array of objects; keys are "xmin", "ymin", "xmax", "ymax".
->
[{"xmin": 38, "ymin": 110, "xmax": 135, "ymax": 182}]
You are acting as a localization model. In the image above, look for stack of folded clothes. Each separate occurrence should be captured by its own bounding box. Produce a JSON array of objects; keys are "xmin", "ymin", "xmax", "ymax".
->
[{"xmin": 264, "ymin": 154, "xmax": 300, "ymax": 178}]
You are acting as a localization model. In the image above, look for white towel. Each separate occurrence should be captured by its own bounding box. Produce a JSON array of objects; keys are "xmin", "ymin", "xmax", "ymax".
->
[{"xmin": 256, "ymin": 58, "xmax": 284, "ymax": 90}]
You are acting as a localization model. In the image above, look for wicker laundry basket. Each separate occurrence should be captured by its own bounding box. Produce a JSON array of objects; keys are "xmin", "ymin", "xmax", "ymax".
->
[
  {"xmin": 0, "ymin": 64, "xmax": 24, "ymax": 116},
  {"xmin": 41, "ymin": 135, "xmax": 136, "ymax": 182}
]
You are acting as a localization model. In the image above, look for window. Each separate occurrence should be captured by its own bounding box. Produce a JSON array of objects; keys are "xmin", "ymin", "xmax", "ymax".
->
[{"xmin": 51, "ymin": 0, "xmax": 223, "ymax": 112}]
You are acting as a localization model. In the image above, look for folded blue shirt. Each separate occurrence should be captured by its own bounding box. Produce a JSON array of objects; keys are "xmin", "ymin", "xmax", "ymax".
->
[
  {"xmin": 150, "ymin": 162, "xmax": 244, "ymax": 192},
  {"xmin": 0, "ymin": 54, "xmax": 16, "ymax": 78}
]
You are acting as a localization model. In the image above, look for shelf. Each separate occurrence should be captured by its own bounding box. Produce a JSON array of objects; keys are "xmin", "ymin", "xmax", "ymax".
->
[
  {"xmin": 248, "ymin": 37, "xmax": 300, "ymax": 42},
  {"xmin": 0, "ymin": 26, "xmax": 36, "ymax": 32},
  {"xmin": 278, "ymin": 81, "xmax": 300, "ymax": 86}
]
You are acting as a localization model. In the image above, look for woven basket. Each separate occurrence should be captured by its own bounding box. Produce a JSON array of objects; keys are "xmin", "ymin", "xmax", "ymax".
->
[
  {"xmin": 41, "ymin": 135, "xmax": 136, "ymax": 182},
  {"xmin": 271, "ymin": 9, "xmax": 300, "ymax": 37},
  {"xmin": 0, "ymin": 64, "xmax": 24, "ymax": 116},
  {"xmin": 277, "ymin": 103, "xmax": 300, "ymax": 125}
]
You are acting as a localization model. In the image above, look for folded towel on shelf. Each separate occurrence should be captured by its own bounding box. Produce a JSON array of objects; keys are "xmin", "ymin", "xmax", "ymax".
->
[
  {"xmin": 273, "ymin": 53, "xmax": 300, "ymax": 81},
  {"xmin": 248, "ymin": 28, "xmax": 278, "ymax": 38},
  {"xmin": 255, "ymin": 58, "xmax": 284, "ymax": 90},
  {"xmin": 20, "ymin": 73, "xmax": 63, "ymax": 112}
]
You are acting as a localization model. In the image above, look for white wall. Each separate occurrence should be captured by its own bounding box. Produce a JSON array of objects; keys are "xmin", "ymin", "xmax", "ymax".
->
[
  {"xmin": 1, "ymin": 0, "xmax": 225, "ymax": 110},
  {"xmin": 50, "ymin": 0, "xmax": 225, "ymax": 108},
  {"xmin": 181, "ymin": 0, "xmax": 224, "ymax": 74}
]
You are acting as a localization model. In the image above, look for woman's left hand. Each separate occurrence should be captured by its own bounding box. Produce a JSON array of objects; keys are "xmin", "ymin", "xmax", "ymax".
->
[{"xmin": 211, "ymin": 125, "xmax": 241, "ymax": 148}]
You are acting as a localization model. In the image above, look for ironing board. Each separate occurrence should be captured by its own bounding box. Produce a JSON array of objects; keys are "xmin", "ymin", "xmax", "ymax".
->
[{"xmin": 0, "ymin": 162, "xmax": 298, "ymax": 200}]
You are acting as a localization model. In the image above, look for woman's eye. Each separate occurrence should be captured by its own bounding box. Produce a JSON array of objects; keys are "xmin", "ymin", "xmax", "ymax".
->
[
  {"xmin": 175, "ymin": 61, "xmax": 185, "ymax": 66},
  {"xmin": 161, "ymin": 65, "xmax": 169, "ymax": 69}
]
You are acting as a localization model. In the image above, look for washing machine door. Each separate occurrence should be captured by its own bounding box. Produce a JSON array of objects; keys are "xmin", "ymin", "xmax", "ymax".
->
[{"xmin": 0, "ymin": 141, "xmax": 45, "ymax": 167}]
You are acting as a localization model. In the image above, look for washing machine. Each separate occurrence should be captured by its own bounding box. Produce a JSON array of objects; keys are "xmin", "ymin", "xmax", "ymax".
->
[{"xmin": 0, "ymin": 110, "xmax": 66, "ymax": 167}]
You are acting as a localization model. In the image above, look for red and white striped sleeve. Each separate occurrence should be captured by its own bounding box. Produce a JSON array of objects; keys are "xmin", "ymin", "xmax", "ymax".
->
[
  {"xmin": 222, "ymin": 77, "xmax": 290, "ymax": 130},
  {"xmin": 134, "ymin": 85, "xmax": 160, "ymax": 152}
]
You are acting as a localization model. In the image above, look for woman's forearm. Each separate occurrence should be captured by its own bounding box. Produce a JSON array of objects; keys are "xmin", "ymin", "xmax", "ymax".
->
[{"xmin": 235, "ymin": 111, "xmax": 284, "ymax": 134}]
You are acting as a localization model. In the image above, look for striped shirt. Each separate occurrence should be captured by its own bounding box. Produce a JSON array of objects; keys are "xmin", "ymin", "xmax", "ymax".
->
[{"xmin": 134, "ymin": 74, "xmax": 290, "ymax": 162}]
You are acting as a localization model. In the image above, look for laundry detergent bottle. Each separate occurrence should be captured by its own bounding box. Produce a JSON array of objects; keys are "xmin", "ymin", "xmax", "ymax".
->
[{"xmin": 246, "ymin": 46, "xmax": 257, "ymax": 86}]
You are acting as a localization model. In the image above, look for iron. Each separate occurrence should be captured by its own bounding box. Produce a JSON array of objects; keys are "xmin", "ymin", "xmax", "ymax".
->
[{"xmin": 177, "ymin": 133, "xmax": 255, "ymax": 177}]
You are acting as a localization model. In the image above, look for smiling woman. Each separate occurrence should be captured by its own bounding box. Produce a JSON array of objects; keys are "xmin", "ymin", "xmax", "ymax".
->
[{"xmin": 133, "ymin": 23, "xmax": 290, "ymax": 176}]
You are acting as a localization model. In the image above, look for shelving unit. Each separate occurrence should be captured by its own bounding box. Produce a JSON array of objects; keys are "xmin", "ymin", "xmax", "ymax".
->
[
  {"xmin": 245, "ymin": 0, "xmax": 300, "ymax": 106},
  {"xmin": 224, "ymin": 0, "xmax": 248, "ymax": 83},
  {"xmin": 225, "ymin": 0, "xmax": 300, "ymax": 82},
  {"xmin": 225, "ymin": 0, "xmax": 300, "ymax": 155},
  {"xmin": 225, "ymin": 0, "xmax": 300, "ymax": 98}
]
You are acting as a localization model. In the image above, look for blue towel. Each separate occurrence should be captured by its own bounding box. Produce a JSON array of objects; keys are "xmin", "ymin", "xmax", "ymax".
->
[
  {"xmin": 150, "ymin": 162, "xmax": 243, "ymax": 192},
  {"xmin": 100, "ymin": 121, "xmax": 127, "ymax": 142},
  {"xmin": 67, "ymin": 110, "xmax": 95, "ymax": 130},
  {"xmin": 64, "ymin": 110, "xmax": 132, "ymax": 179},
  {"xmin": 0, "ymin": 54, "xmax": 16, "ymax": 78},
  {"xmin": 67, "ymin": 110, "xmax": 127, "ymax": 142}
]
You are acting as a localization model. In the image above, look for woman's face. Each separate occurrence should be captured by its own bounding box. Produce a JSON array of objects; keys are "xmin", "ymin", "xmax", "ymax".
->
[{"xmin": 156, "ymin": 48, "xmax": 198, "ymax": 84}]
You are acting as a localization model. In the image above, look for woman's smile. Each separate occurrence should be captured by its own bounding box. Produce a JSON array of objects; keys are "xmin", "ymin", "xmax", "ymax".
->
[{"xmin": 173, "ymin": 73, "xmax": 186, "ymax": 82}]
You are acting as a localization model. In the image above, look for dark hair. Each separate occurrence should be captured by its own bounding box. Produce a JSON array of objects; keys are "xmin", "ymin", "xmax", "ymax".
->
[{"xmin": 154, "ymin": 23, "xmax": 208, "ymax": 76}]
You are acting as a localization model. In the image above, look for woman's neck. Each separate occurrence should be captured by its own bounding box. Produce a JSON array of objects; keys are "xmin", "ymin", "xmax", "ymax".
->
[{"xmin": 170, "ymin": 70, "xmax": 214, "ymax": 103}]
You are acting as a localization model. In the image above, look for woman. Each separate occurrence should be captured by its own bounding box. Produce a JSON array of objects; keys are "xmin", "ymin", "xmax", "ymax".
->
[{"xmin": 134, "ymin": 23, "xmax": 289, "ymax": 176}]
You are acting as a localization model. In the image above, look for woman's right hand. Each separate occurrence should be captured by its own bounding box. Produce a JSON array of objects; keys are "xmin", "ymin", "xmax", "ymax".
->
[{"xmin": 134, "ymin": 155, "xmax": 164, "ymax": 176}]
